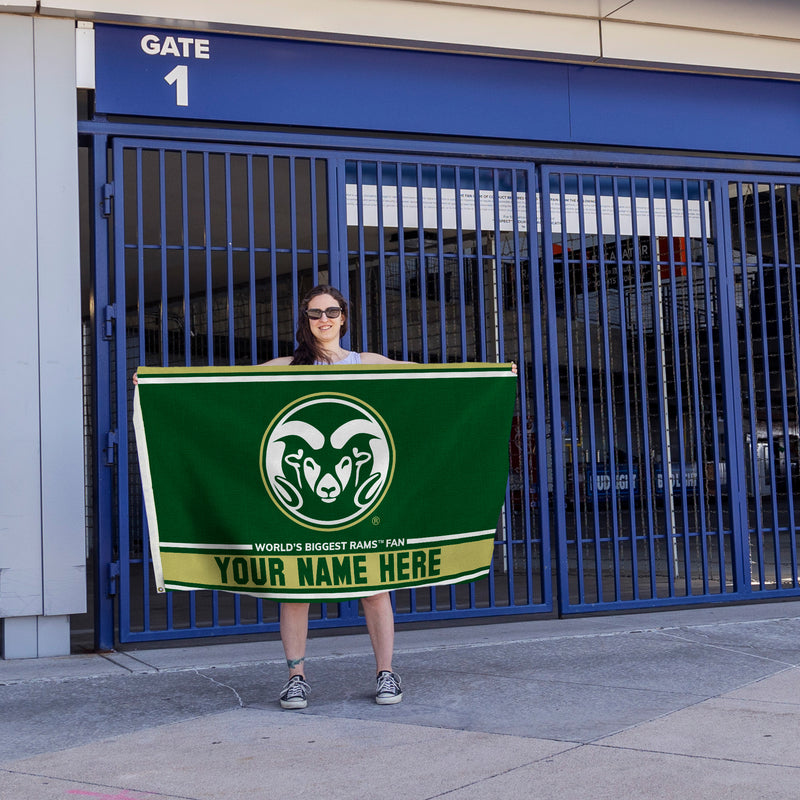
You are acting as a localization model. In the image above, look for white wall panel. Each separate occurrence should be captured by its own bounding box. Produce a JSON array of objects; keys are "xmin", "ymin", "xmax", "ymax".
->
[
  {"xmin": 34, "ymin": 0, "xmax": 800, "ymax": 78},
  {"xmin": 0, "ymin": 15, "xmax": 84, "ymax": 644},
  {"xmin": 0, "ymin": 14, "xmax": 43, "ymax": 619},
  {"xmin": 41, "ymin": 0, "xmax": 602, "ymax": 57},
  {"xmin": 413, "ymin": 0, "xmax": 603, "ymax": 14},
  {"xmin": 602, "ymin": 0, "xmax": 800, "ymax": 40},
  {"xmin": 34, "ymin": 16, "xmax": 86, "ymax": 616},
  {"xmin": 602, "ymin": 21, "xmax": 800, "ymax": 78}
]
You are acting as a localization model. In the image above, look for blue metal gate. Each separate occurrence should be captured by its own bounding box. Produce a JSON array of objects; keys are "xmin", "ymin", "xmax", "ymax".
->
[
  {"xmin": 99, "ymin": 137, "xmax": 550, "ymax": 643},
  {"xmin": 92, "ymin": 132, "xmax": 800, "ymax": 643},
  {"xmin": 728, "ymin": 177, "xmax": 800, "ymax": 597},
  {"xmin": 542, "ymin": 167, "xmax": 800, "ymax": 613}
]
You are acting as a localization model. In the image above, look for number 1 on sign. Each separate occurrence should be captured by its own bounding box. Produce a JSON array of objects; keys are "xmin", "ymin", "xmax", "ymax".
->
[{"xmin": 164, "ymin": 65, "xmax": 188, "ymax": 107}]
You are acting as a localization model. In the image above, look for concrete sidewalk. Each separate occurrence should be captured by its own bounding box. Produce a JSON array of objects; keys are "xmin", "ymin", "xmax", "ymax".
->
[{"xmin": 3, "ymin": 601, "xmax": 800, "ymax": 799}]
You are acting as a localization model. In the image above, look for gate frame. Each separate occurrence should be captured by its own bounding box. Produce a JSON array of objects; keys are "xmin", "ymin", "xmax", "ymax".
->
[
  {"xmin": 86, "ymin": 125, "xmax": 554, "ymax": 648},
  {"xmin": 80, "ymin": 118, "xmax": 800, "ymax": 648}
]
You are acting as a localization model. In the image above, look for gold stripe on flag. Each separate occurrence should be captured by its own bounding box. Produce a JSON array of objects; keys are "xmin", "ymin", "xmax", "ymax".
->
[{"xmin": 160, "ymin": 538, "xmax": 494, "ymax": 600}]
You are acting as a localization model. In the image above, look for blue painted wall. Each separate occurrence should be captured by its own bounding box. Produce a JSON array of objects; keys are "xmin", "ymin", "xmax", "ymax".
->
[{"xmin": 95, "ymin": 24, "xmax": 800, "ymax": 159}]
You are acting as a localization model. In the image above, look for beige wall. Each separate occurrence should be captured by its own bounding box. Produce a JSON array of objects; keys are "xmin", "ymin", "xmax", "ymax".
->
[{"xmin": 17, "ymin": 0, "xmax": 800, "ymax": 80}]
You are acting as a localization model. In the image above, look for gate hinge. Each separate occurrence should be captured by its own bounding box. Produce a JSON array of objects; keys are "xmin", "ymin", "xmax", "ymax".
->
[
  {"xmin": 103, "ymin": 304, "xmax": 116, "ymax": 340},
  {"xmin": 107, "ymin": 561, "xmax": 120, "ymax": 597},
  {"xmin": 105, "ymin": 429, "xmax": 118, "ymax": 466},
  {"xmin": 101, "ymin": 182, "xmax": 114, "ymax": 217}
]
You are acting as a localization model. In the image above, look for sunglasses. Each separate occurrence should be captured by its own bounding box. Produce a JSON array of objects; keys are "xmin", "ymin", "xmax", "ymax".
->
[{"xmin": 305, "ymin": 306, "xmax": 343, "ymax": 320}]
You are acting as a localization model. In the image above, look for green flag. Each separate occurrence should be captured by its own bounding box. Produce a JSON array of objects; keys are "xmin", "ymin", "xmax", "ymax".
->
[{"xmin": 133, "ymin": 363, "xmax": 517, "ymax": 601}]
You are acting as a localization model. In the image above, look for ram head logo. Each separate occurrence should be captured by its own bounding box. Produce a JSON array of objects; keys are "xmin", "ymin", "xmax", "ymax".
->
[{"xmin": 262, "ymin": 394, "xmax": 395, "ymax": 529}]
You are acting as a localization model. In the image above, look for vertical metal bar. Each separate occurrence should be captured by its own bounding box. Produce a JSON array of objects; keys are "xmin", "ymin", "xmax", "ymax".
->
[
  {"xmin": 247, "ymin": 154, "xmax": 257, "ymax": 363},
  {"xmin": 93, "ymin": 134, "xmax": 116, "ymax": 649},
  {"xmin": 225, "ymin": 153, "xmax": 235, "ymax": 365},
  {"xmin": 490, "ymin": 173, "xmax": 511, "ymax": 604},
  {"xmin": 768, "ymin": 183, "xmax": 792, "ymax": 587},
  {"xmin": 396, "ymin": 164, "xmax": 409, "ymax": 361},
  {"xmin": 181, "ymin": 150, "xmax": 191, "ymax": 367},
  {"xmin": 241, "ymin": 152, "xmax": 258, "ymax": 627},
  {"xmin": 576, "ymin": 175, "xmax": 603, "ymax": 602},
  {"xmin": 454, "ymin": 166, "xmax": 468, "ymax": 360},
  {"xmin": 161, "ymin": 148, "xmax": 175, "ymax": 632},
  {"xmin": 542, "ymin": 168, "xmax": 573, "ymax": 612},
  {"xmin": 356, "ymin": 161, "xmax": 369, "ymax": 350},
  {"xmin": 629, "ymin": 177, "xmax": 658, "ymax": 599},
  {"xmin": 782, "ymin": 184, "xmax": 800, "ymax": 586},
  {"xmin": 309, "ymin": 156, "xmax": 320, "ymax": 287},
  {"xmin": 611, "ymin": 176, "xmax": 639, "ymax": 599},
  {"xmin": 490, "ymin": 166, "xmax": 509, "ymax": 605},
  {"xmin": 416, "ymin": 163, "xmax": 429, "ymax": 361},
  {"xmin": 510, "ymin": 168, "xmax": 534, "ymax": 606},
  {"xmin": 664, "ymin": 179, "xmax": 691, "ymax": 591},
  {"xmin": 289, "ymin": 157, "xmax": 300, "ymax": 343},
  {"xmin": 376, "ymin": 161, "xmax": 388, "ymax": 353},
  {"xmin": 562, "ymin": 174, "xmax": 585, "ymax": 606},
  {"xmin": 268, "ymin": 155, "xmax": 279, "ymax": 357},
  {"xmin": 435, "ymin": 165, "xmax": 447, "ymax": 362},
  {"xmin": 332, "ymin": 157, "xmax": 349, "ymax": 335},
  {"xmin": 594, "ymin": 174, "xmax": 622, "ymax": 601},
  {"xmin": 752, "ymin": 182, "xmax": 778, "ymax": 586},
  {"xmin": 698, "ymin": 180, "xmax": 727, "ymax": 588},
  {"xmin": 737, "ymin": 180, "xmax": 763, "ymax": 585},
  {"xmin": 491, "ymin": 170, "xmax": 506, "ymax": 362},
  {"xmin": 202, "ymin": 152, "xmax": 214, "ymax": 365},
  {"xmin": 159, "ymin": 150, "xmax": 169, "ymax": 364},
  {"xmin": 134, "ymin": 148, "xmax": 149, "ymax": 633},
  {"xmin": 680, "ymin": 179, "xmax": 711, "ymax": 595},
  {"xmin": 725, "ymin": 180, "xmax": 756, "ymax": 593},
  {"xmin": 474, "ymin": 168, "xmax": 488, "ymax": 363},
  {"xmin": 204, "ymin": 151, "xmax": 220, "ymax": 627},
  {"xmin": 473, "ymin": 171, "xmax": 497, "ymax": 604},
  {"xmin": 649, "ymin": 177, "xmax": 677, "ymax": 596},
  {"xmin": 528, "ymin": 164, "xmax": 553, "ymax": 609},
  {"xmin": 491, "ymin": 169, "xmax": 513, "ymax": 607}
]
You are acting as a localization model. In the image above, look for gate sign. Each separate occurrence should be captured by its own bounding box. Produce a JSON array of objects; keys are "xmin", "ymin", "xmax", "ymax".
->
[
  {"xmin": 133, "ymin": 363, "xmax": 517, "ymax": 601},
  {"xmin": 95, "ymin": 25, "xmax": 221, "ymax": 116},
  {"xmin": 96, "ymin": 24, "xmax": 358, "ymax": 122},
  {"xmin": 91, "ymin": 23, "xmax": 569, "ymax": 138}
]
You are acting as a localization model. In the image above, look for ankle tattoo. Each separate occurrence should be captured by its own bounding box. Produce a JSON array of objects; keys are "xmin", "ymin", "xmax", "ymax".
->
[{"xmin": 287, "ymin": 657, "xmax": 306, "ymax": 670}]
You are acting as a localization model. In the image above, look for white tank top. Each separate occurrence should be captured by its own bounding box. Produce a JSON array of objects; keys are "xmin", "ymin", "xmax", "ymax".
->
[{"xmin": 315, "ymin": 351, "xmax": 361, "ymax": 365}]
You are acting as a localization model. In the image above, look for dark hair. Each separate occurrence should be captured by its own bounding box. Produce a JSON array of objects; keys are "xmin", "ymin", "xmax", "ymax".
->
[{"xmin": 290, "ymin": 285, "xmax": 349, "ymax": 365}]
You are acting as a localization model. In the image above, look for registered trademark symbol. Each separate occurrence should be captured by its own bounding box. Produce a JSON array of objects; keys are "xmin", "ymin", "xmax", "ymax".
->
[{"xmin": 372, "ymin": 516, "xmax": 381, "ymax": 526}]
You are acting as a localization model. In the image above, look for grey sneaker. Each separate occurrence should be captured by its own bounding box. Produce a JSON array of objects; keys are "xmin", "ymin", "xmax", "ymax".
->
[
  {"xmin": 279, "ymin": 675, "xmax": 310, "ymax": 709},
  {"xmin": 375, "ymin": 670, "xmax": 403, "ymax": 705}
]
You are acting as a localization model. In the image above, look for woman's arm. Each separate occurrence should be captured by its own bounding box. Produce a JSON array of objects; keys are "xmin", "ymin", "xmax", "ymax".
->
[
  {"xmin": 360, "ymin": 351, "xmax": 517, "ymax": 374},
  {"xmin": 262, "ymin": 356, "xmax": 294, "ymax": 366},
  {"xmin": 359, "ymin": 352, "xmax": 411, "ymax": 365}
]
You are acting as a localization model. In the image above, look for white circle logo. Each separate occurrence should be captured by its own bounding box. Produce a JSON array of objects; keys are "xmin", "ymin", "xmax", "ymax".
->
[{"xmin": 260, "ymin": 393, "xmax": 395, "ymax": 530}]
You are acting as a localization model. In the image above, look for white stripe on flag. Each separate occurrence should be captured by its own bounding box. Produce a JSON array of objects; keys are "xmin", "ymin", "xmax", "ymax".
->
[
  {"xmin": 160, "ymin": 531, "xmax": 493, "ymax": 551},
  {"xmin": 136, "ymin": 371, "xmax": 514, "ymax": 385}
]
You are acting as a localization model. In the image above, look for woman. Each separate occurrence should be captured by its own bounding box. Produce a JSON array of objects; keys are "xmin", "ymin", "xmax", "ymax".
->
[{"xmin": 264, "ymin": 285, "xmax": 404, "ymax": 710}]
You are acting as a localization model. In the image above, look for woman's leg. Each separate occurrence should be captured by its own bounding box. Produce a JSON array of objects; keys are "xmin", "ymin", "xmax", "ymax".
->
[
  {"xmin": 280, "ymin": 602, "xmax": 310, "ymax": 676},
  {"xmin": 361, "ymin": 592, "xmax": 395, "ymax": 673}
]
